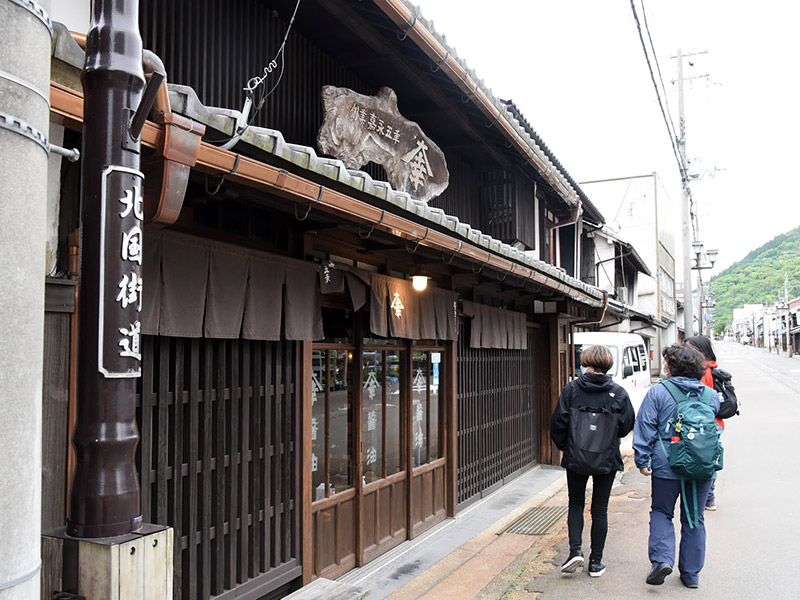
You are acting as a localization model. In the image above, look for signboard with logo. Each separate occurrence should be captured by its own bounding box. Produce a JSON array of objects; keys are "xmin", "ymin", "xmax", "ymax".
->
[{"xmin": 317, "ymin": 85, "xmax": 449, "ymax": 202}]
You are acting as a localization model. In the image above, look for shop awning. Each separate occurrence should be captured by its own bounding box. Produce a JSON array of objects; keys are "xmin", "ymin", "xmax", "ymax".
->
[{"xmin": 142, "ymin": 230, "xmax": 324, "ymax": 341}]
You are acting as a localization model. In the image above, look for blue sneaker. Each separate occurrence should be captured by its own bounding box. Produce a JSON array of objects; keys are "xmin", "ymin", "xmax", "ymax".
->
[{"xmin": 646, "ymin": 562, "xmax": 673, "ymax": 585}]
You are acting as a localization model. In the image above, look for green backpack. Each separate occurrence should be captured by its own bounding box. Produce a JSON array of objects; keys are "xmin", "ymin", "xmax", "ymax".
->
[{"xmin": 658, "ymin": 380, "xmax": 723, "ymax": 528}]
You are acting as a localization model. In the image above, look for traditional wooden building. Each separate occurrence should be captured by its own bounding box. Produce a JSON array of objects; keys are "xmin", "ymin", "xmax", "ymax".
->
[{"xmin": 42, "ymin": 1, "xmax": 611, "ymax": 598}]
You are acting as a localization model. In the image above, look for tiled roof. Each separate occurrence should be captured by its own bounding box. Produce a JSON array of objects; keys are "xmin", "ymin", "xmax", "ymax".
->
[
  {"xmin": 501, "ymin": 100, "xmax": 604, "ymax": 222},
  {"xmin": 388, "ymin": 0, "xmax": 594, "ymax": 210},
  {"xmin": 168, "ymin": 84, "xmax": 603, "ymax": 301}
]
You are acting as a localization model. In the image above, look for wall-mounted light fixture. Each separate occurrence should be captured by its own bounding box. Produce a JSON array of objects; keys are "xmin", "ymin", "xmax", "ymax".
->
[{"xmin": 412, "ymin": 275, "xmax": 429, "ymax": 291}]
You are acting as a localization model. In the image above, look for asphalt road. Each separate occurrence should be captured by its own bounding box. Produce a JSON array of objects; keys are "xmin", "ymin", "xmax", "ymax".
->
[{"xmin": 515, "ymin": 341, "xmax": 800, "ymax": 600}]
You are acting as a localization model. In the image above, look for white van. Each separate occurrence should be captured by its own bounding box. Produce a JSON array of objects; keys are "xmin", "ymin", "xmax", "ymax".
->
[{"xmin": 572, "ymin": 332, "xmax": 652, "ymax": 414}]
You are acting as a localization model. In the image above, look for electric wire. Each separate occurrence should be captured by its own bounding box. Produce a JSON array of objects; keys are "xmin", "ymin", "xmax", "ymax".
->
[
  {"xmin": 206, "ymin": 0, "xmax": 300, "ymax": 146},
  {"xmin": 640, "ymin": 1, "xmax": 678, "ymax": 143},
  {"xmin": 629, "ymin": 0, "xmax": 686, "ymax": 183}
]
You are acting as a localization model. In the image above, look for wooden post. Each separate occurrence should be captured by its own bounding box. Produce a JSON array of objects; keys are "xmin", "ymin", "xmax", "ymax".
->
[
  {"xmin": 354, "ymin": 330, "xmax": 365, "ymax": 565},
  {"xmin": 445, "ymin": 339, "xmax": 457, "ymax": 517},
  {"xmin": 299, "ymin": 342, "xmax": 314, "ymax": 585}
]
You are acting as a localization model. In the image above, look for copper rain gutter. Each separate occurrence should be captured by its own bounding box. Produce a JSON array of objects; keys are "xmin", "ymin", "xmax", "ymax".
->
[{"xmin": 49, "ymin": 82, "xmax": 603, "ymax": 308}]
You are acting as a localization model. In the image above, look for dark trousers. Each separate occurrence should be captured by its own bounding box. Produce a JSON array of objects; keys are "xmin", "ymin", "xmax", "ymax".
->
[
  {"xmin": 566, "ymin": 469, "xmax": 617, "ymax": 561},
  {"xmin": 649, "ymin": 476, "xmax": 713, "ymax": 584}
]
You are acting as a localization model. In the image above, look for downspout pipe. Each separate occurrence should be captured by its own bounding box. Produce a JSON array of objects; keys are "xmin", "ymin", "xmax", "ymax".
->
[{"xmin": 68, "ymin": 0, "xmax": 162, "ymax": 538}]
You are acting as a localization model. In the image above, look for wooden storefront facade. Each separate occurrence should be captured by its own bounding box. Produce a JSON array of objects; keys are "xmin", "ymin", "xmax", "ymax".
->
[{"xmin": 42, "ymin": 1, "xmax": 609, "ymax": 598}]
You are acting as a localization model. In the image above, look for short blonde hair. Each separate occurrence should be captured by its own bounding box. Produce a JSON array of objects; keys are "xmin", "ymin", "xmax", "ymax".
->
[{"xmin": 580, "ymin": 345, "xmax": 614, "ymax": 373}]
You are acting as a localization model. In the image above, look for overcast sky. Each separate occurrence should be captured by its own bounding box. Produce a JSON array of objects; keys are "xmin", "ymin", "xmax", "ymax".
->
[
  {"xmin": 53, "ymin": 1, "xmax": 800, "ymax": 276},
  {"xmin": 412, "ymin": 0, "xmax": 800, "ymax": 276}
]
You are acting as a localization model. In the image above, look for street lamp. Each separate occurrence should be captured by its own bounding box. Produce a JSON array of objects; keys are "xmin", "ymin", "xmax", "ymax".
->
[
  {"xmin": 700, "ymin": 294, "xmax": 716, "ymax": 337},
  {"xmin": 690, "ymin": 241, "xmax": 718, "ymax": 338}
]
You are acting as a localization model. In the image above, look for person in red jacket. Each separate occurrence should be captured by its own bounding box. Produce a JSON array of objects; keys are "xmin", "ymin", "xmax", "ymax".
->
[{"xmin": 685, "ymin": 335, "xmax": 723, "ymax": 511}]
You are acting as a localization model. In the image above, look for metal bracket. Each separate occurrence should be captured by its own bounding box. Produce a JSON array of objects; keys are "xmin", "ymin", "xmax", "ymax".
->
[
  {"xmin": 50, "ymin": 144, "xmax": 80, "ymax": 162},
  {"xmin": 430, "ymin": 52, "xmax": 448, "ymax": 73},
  {"xmin": 0, "ymin": 109, "xmax": 48, "ymax": 155},
  {"xmin": 405, "ymin": 227, "xmax": 430, "ymax": 254},
  {"xmin": 121, "ymin": 108, "xmax": 139, "ymax": 153},
  {"xmin": 0, "ymin": 69, "xmax": 49, "ymax": 107},
  {"xmin": 295, "ymin": 202, "xmax": 312, "ymax": 221},
  {"xmin": 358, "ymin": 209, "xmax": 386, "ymax": 240},
  {"xmin": 472, "ymin": 255, "xmax": 491, "ymax": 274},
  {"xmin": 204, "ymin": 173, "xmax": 225, "ymax": 196},
  {"xmin": 397, "ymin": 15, "xmax": 416, "ymax": 41},
  {"xmin": 6, "ymin": 0, "xmax": 53, "ymax": 38},
  {"xmin": 130, "ymin": 71, "xmax": 164, "ymax": 140}
]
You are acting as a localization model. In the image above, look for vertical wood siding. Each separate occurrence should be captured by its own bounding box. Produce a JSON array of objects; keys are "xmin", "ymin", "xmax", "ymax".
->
[
  {"xmin": 456, "ymin": 324, "xmax": 539, "ymax": 507},
  {"xmin": 139, "ymin": 0, "xmax": 387, "ymax": 182},
  {"xmin": 138, "ymin": 336, "xmax": 301, "ymax": 600}
]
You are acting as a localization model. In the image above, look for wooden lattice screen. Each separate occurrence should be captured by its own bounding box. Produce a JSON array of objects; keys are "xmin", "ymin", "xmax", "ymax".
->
[
  {"xmin": 456, "ymin": 324, "xmax": 538, "ymax": 507},
  {"xmin": 137, "ymin": 336, "xmax": 301, "ymax": 600}
]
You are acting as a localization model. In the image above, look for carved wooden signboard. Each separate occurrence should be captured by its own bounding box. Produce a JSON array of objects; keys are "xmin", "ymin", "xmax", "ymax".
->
[{"xmin": 317, "ymin": 86, "xmax": 449, "ymax": 202}]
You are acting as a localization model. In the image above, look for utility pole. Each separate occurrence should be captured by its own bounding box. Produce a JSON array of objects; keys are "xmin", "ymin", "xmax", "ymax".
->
[
  {"xmin": 674, "ymin": 49, "xmax": 709, "ymax": 338},
  {"xmin": 0, "ymin": 0, "xmax": 51, "ymax": 596},
  {"xmin": 676, "ymin": 49, "xmax": 694, "ymax": 337},
  {"xmin": 786, "ymin": 272, "xmax": 791, "ymax": 356}
]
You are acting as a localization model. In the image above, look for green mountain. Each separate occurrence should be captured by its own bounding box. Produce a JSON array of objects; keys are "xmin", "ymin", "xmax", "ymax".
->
[{"xmin": 710, "ymin": 225, "xmax": 800, "ymax": 334}]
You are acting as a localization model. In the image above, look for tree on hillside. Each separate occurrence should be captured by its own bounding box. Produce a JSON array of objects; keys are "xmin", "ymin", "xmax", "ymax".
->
[{"xmin": 711, "ymin": 226, "xmax": 800, "ymax": 334}]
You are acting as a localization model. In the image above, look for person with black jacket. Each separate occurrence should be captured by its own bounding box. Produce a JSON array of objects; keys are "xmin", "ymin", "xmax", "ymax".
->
[{"xmin": 551, "ymin": 344, "xmax": 635, "ymax": 578}]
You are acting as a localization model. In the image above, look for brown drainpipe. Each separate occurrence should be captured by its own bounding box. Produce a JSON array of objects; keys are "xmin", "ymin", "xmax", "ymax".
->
[
  {"xmin": 372, "ymin": 0, "xmax": 579, "ymax": 206},
  {"xmin": 66, "ymin": 232, "xmax": 80, "ymax": 516},
  {"xmin": 71, "ymin": 30, "xmax": 172, "ymax": 114},
  {"xmin": 68, "ymin": 0, "xmax": 164, "ymax": 538}
]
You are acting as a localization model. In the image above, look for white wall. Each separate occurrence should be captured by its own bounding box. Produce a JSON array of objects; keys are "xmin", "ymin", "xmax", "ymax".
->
[{"xmin": 593, "ymin": 233, "xmax": 616, "ymax": 293}]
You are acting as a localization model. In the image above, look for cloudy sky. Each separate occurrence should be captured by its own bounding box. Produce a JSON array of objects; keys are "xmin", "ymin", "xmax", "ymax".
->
[{"xmin": 411, "ymin": 0, "xmax": 800, "ymax": 276}]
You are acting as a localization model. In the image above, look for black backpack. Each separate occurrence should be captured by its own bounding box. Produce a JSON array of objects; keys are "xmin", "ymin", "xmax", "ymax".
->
[
  {"xmin": 566, "ymin": 405, "xmax": 620, "ymax": 476},
  {"xmin": 712, "ymin": 368, "xmax": 739, "ymax": 419}
]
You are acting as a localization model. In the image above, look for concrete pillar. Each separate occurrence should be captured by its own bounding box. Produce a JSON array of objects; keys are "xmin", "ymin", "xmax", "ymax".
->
[{"xmin": 0, "ymin": 0, "xmax": 52, "ymax": 598}]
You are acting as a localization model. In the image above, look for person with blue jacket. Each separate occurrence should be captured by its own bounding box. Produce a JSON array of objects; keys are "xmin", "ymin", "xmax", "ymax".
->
[{"xmin": 633, "ymin": 343, "xmax": 720, "ymax": 589}]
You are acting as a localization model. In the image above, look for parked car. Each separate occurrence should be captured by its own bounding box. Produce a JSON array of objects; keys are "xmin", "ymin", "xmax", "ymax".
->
[{"xmin": 572, "ymin": 332, "xmax": 652, "ymax": 414}]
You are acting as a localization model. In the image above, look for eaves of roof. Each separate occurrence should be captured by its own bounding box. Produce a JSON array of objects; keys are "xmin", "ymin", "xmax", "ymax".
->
[
  {"xmin": 166, "ymin": 84, "xmax": 603, "ymax": 305},
  {"xmin": 607, "ymin": 299, "xmax": 667, "ymax": 329},
  {"xmin": 501, "ymin": 100, "xmax": 605, "ymax": 224},
  {"xmin": 596, "ymin": 227, "xmax": 652, "ymax": 277},
  {"xmin": 619, "ymin": 241, "xmax": 651, "ymax": 277},
  {"xmin": 371, "ymin": 0, "xmax": 584, "ymax": 209}
]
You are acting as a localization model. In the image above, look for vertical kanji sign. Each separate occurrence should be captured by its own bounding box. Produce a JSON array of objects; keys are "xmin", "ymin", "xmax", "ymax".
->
[{"xmin": 99, "ymin": 166, "xmax": 144, "ymax": 377}]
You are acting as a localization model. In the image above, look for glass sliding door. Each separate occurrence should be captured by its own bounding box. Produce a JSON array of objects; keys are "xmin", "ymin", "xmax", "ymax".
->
[
  {"xmin": 310, "ymin": 346, "xmax": 356, "ymax": 578},
  {"xmin": 410, "ymin": 346, "xmax": 447, "ymax": 536},
  {"xmin": 360, "ymin": 342, "xmax": 407, "ymax": 563}
]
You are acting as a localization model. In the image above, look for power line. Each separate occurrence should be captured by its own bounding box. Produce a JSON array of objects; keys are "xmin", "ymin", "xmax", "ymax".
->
[
  {"xmin": 639, "ymin": 1, "xmax": 678, "ymax": 143},
  {"xmin": 629, "ymin": 0, "xmax": 686, "ymax": 182}
]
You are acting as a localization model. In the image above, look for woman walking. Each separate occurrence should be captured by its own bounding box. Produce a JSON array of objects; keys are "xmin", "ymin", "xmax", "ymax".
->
[
  {"xmin": 551, "ymin": 345, "xmax": 635, "ymax": 577},
  {"xmin": 633, "ymin": 343, "xmax": 720, "ymax": 588},
  {"xmin": 685, "ymin": 335, "xmax": 734, "ymax": 511}
]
